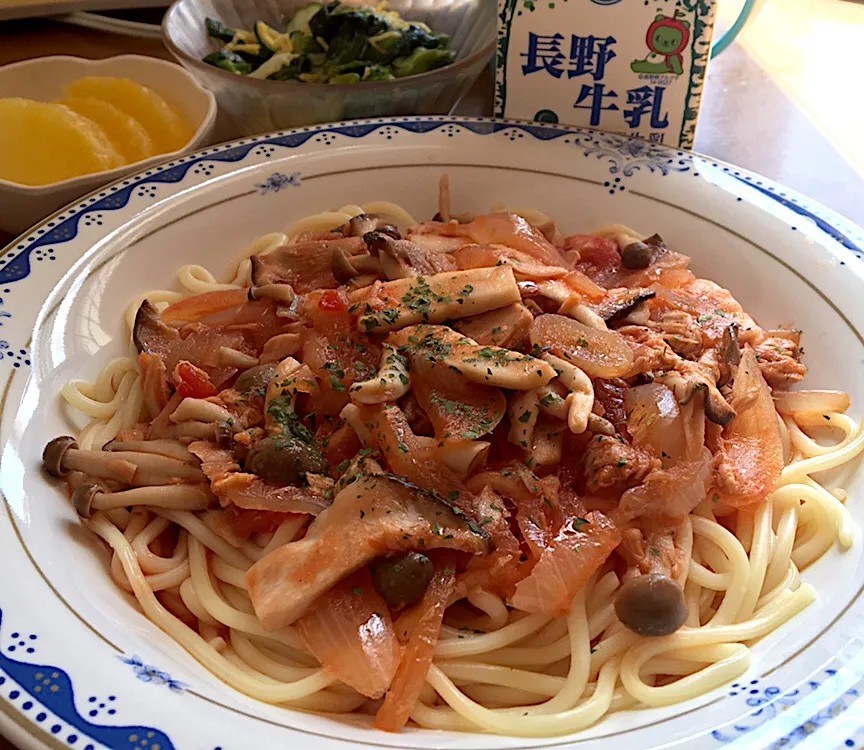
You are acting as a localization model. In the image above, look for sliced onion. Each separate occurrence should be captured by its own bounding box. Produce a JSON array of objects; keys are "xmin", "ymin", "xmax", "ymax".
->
[
  {"xmin": 773, "ymin": 390, "xmax": 850, "ymax": 415},
  {"xmin": 625, "ymin": 384, "xmax": 686, "ymax": 461},
  {"xmin": 531, "ymin": 313, "xmax": 634, "ymax": 378}
]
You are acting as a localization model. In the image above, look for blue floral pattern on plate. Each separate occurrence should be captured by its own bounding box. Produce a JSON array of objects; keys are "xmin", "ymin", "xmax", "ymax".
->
[
  {"xmin": 118, "ymin": 656, "xmax": 187, "ymax": 693},
  {"xmin": 0, "ymin": 608, "xmax": 175, "ymax": 749}
]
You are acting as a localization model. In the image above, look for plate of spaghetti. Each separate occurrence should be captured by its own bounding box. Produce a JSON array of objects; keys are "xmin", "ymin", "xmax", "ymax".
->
[{"xmin": 2, "ymin": 117, "xmax": 864, "ymax": 750}]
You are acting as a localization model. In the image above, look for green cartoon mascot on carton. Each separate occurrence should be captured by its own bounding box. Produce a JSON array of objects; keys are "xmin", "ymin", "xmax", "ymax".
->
[{"xmin": 631, "ymin": 12, "xmax": 691, "ymax": 76}]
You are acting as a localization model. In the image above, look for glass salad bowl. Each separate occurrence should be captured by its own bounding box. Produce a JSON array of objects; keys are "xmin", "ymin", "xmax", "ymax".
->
[{"xmin": 162, "ymin": 0, "xmax": 495, "ymax": 135}]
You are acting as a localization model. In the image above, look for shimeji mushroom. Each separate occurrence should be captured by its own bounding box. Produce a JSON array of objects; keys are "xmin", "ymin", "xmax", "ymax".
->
[
  {"xmin": 43, "ymin": 437, "xmax": 206, "ymax": 486},
  {"xmin": 71, "ymin": 482, "xmax": 213, "ymax": 519},
  {"xmin": 248, "ymin": 283, "xmax": 297, "ymax": 303},
  {"xmin": 614, "ymin": 573, "xmax": 688, "ymax": 637},
  {"xmin": 653, "ymin": 365, "xmax": 736, "ymax": 426},
  {"xmin": 335, "ymin": 213, "xmax": 400, "ymax": 239},
  {"xmin": 363, "ymin": 231, "xmax": 449, "ymax": 280},
  {"xmin": 103, "ymin": 439, "xmax": 197, "ymax": 464},
  {"xmin": 330, "ymin": 246, "xmax": 384, "ymax": 284}
]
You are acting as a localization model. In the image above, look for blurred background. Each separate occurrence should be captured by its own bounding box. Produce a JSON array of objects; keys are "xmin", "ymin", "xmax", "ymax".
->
[{"xmin": 0, "ymin": 0, "xmax": 861, "ymax": 226}]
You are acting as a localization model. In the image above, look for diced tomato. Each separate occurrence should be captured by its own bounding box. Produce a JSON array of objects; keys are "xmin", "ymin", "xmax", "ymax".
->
[
  {"xmin": 564, "ymin": 235, "xmax": 620, "ymax": 268},
  {"xmin": 319, "ymin": 289, "xmax": 348, "ymax": 312},
  {"xmin": 375, "ymin": 570, "xmax": 455, "ymax": 732},
  {"xmin": 173, "ymin": 361, "xmax": 218, "ymax": 398}
]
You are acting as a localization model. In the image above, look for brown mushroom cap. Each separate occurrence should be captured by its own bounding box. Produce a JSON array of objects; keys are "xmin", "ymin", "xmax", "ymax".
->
[
  {"xmin": 71, "ymin": 482, "xmax": 101, "ymax": 519},
  {"xmin": 248, "ymin": 283, "xmax": 296, "ymax": 303},
  {"xmin": 331, "ymin": 246, "xmax": 361, "ymax": 283},
  {"xmin": 337, "ymin": 214, "xmax": 400, "ymax": 239},
  {"xmin": 614, "ymin": 573, "xmax": 688, "ymax": 637},
  {"xmin": 132, "ymin": 300, "xmax": 179, "ymax": 355},
  {"xmin": 42, "ymin": 436, "xmax": 78, "ymax": 477}
]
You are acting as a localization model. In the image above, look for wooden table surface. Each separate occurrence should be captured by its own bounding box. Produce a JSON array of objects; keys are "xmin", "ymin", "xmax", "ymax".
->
[{"xmin": 0, "ymin": 14, "xmax": 862, "ymax": 750}]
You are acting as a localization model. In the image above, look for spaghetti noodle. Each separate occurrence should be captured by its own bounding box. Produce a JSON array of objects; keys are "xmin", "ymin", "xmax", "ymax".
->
[{"xmin": 45, "ymin": 196, "xmax": 862, "ymax": 737}]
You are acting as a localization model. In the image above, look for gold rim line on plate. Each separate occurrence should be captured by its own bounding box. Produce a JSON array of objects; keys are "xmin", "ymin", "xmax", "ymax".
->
[{"xmin": 0, "ymin": 166, "xmax": 863, "ymax": 748}]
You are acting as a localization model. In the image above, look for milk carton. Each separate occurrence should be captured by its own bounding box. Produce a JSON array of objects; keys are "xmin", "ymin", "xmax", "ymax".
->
[{"xmin": 495, "ymin": 0, "xmax": 719, "ymax": 148}]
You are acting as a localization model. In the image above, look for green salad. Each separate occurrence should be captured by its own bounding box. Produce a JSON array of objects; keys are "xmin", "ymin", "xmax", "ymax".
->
[{"xmin": 202, "ymin": 1, "xmax": 456, "ymax": 84}]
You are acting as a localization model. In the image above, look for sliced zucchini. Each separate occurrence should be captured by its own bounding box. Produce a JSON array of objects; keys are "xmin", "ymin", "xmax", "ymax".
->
[
  {"xmin": 363, "ymin": 64, "xmax": 394, "ymax": 81},
  {"xmin": 225, "ymin": 41, "xmax": 264, "ymax": 56},
  {"xmin": 286, "ymin": 3, "xmax": 323, "ymax": 35},
  {"xmin": 329, "ymin": 72, "xmax": 362, "ymax": 85},
  {"xmin": 203, "ymin": 50, "xmax": 252, "ymax": 75},
  {"xmin": 255, "ymin": 21, "xmax": 294, "ymax": 53},
  {"xmin": 247, "ymin": 52, "xmax": 301, "ymax": 79},
  {"xmin": 393, "ymin": 47, "xmax": 454, "ymax": 78},
  {"xmin": 289, "ymin": 31, "xmax": 323, "ymax": 54},
  {"xmin": 232, "ymin": 29, "xmax": 258, "ymax": 45},
  {"xmin": 205, "ymin": 18, "xmax": 235, "ymax": 42}
]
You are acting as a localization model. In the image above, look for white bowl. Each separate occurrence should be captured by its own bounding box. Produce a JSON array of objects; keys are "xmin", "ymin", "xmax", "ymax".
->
[
  {"xmin": 1, "ymin": 118, "xmax": 864, "ymax": 749},
  {"xmin": 0, "ymin": 54, "xmax": 217, "ymax": 235}
]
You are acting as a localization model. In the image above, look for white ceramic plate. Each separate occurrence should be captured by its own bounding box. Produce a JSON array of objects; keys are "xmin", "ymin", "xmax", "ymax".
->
[{"xmin": 2, "ymin": 117, "xmax": 864, "ymax": 750}]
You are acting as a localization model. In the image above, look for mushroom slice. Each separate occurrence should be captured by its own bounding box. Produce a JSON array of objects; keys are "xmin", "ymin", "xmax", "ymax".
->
[
  {"xmin": 364, "ymin": 231, "xmax": 454, "ymax": 280},
  {"xmin": 351, "ymin": 266, "xmax": 521, "ymax": 334},
  {"xmin": 590, "ymin": 288, "xmax": 657, "ymax": 324},
  {"xmin": 392, "ymin": 324, "xmax": 555, "ymax": 391},
  {"xmin": 251, "ymin": 237, "xmax": 366, "ymax": 293},
  {"xmin": 453, "ymin": 303, "xmax": 533, "ymax": 349},
  {"xmin": 245, "ymin": 473, "xmax": 488, "ymax": 629},
  {"xmin": 133, "ymin": 300, "xmax": 180, "ymax": 356},
  {"xmin": 349, "ymin": 344, "xmax": 410, "ymax": 404},
  {"xmin": 541, "ymin": 353, "xmax": 594, "ymax": 434}
]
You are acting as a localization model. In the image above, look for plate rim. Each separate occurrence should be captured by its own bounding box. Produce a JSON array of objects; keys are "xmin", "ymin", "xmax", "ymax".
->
[{"xmin": 2, "ymin": 115, "xmax": 864, "ymax": 750}]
